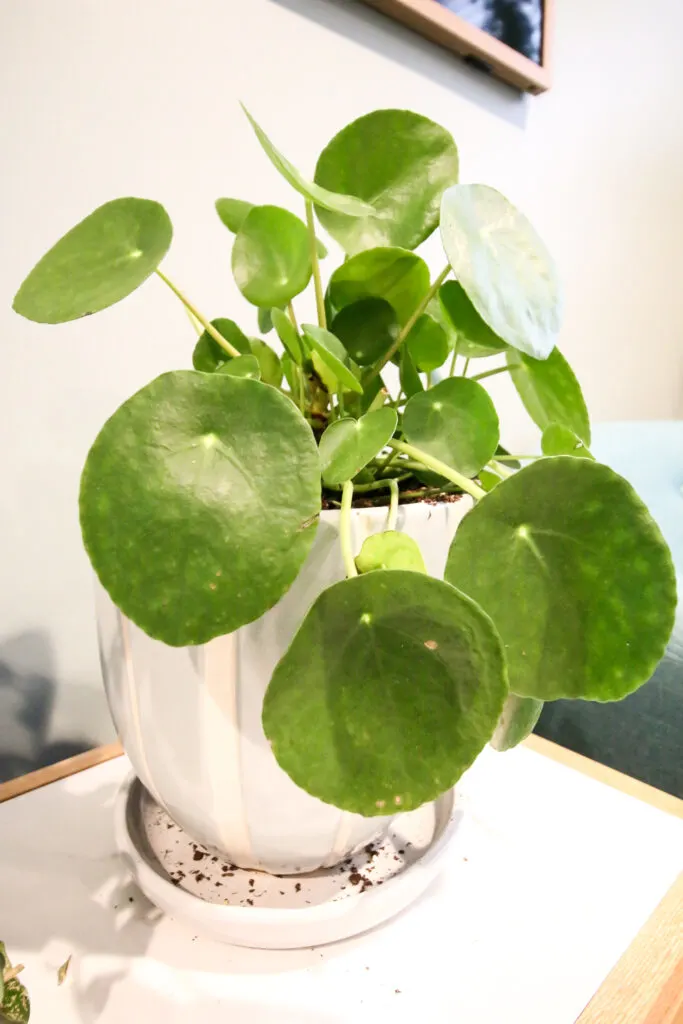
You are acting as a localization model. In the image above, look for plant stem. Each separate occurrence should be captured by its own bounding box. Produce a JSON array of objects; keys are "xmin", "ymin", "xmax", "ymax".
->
[
  {"xmin": 471, "ymin": 365, "xmax": 511, "ymax": 383},
  {"xmin": 448, "ymin": 345, "xmax": 458, "ymax": 377},
  {"xmin": 387, "ymin": 478, "xmax": 399, "ymax": 530},
  {"xmin": 337, "ymin": 391, "xmax": 346, "ymax": 418},
  {"xmin": 297, "ymin": 369, "xmax": 306, "ymax": 414},
  {"xmin": 366, "ymin": 265, "xmax": 451, "ymax": 382},
  {"xmin": 462, "ymin": 357, "xmax": 471, "ymax": 377},
  {"xmin": 495, "ymin": 454, "xmax": 540, "ymax": 462},
  {"xmin": 340, "ymin": 480, "xmax": 358, "ymax": 578},
  {"xmin": 305, "ymin": 199, "xmax": 326, "ymax": 329},
  {"xmin": 490, "ymin": 460, "xmax": 515, "ymax": 478},
  {"xmin": 287, "ymin": 302, "xmax": 299, "ymax": 332},
  {"xmin": 426, "ymin": 370, "xmax": 433, "ymax": 388},
  {"xmin": 185, "ymin": 307, "xmax": 203, "ymax": 337},
  {"xmin": 156, "ymin": 269, "xmax": 241, "ymax": 358},
  {"xmin": 388, "ymin": 440, "xmax": 487, "ymax": 501},
  {"xmin": 375, "ymin": 447, "xmax": 400, "ymax": 475},
  {"xmin": 327, "ymin": 473, "xmax": 411, "ymax": 493}
]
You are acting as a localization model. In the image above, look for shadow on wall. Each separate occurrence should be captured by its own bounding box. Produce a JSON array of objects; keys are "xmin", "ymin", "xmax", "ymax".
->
[
  {"xmin": 268, "ymin": 0, "xmax": 529, "ymax": 129},
  {"xmin": 0, "ymin": 631, "xmax": 95, "ymax": 783}
]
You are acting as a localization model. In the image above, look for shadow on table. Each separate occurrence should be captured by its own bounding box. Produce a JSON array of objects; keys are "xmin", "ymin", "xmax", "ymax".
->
[{"xmin": 0, "ymin": 770, "xmax": 404, "ymax": 1022}]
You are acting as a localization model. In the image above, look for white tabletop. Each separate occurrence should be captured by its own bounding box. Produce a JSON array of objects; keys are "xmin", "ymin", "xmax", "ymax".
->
[{"xmin": 1, "ymin": 745, "xmax": 681, "ymax": 1024}]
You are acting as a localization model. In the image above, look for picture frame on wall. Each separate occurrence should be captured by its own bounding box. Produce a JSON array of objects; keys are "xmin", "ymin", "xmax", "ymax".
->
[{"xmin": 360, "ymin": 0, "xmax": 554, "ymax": 94}]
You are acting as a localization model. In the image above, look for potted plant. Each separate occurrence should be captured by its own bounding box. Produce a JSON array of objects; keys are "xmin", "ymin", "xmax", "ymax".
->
[{"xmin": 12, "ymin": 106, "xmax": 676, "ymax": 883}]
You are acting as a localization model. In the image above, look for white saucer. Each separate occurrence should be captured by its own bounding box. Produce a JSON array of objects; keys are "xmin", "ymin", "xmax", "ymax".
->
[{"xmin": 115, "ymin": 774, "xmax": 460, "ymax": 949}]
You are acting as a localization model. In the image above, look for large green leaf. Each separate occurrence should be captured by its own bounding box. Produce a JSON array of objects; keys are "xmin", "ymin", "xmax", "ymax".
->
[
  {"xmin": 217, "ymin": 198, "xmax": 327, "ymax": 257},
  {"xmin": 241, "ymin": 105, "xmax": 374, "ymax": 217},
  {"xmin": 272, "ymin": 308, "xmax": 305, "ymax": 364},
  {"xmin": 80, "ymin": 371, "xmax": 321, "ymax": 646},
  {"xmin": 314, "ymin": 110, "xmax": 459, "ymax": 254},
  {"xmin": 355, "ymin": 532, "xmax": 427, "ymax": 574},
  {"xmin": 319, "ymin": 407, "xmax": 397, "ymax": 486},
  {"xmin": 490, "ymin": 695, "xmax": 543, "ymax": 752},
  {"xmin": 192, "ymin": 317, "xmax": 250, "ymax": 372},
  {"xmin": 13, "ymin": 198, "xmax": 172, "ymax": 324},
  {"xmin": 541, "ymin": 423, "xmax": 593, "ymax": 459},
  {"xmin": 403, "ymin": 377, "xmax": 500, "ymax": 477},
  {"xmin": 263, "ymin": 571, "xmax": 507, "ymax": 815},
  {"xmin": 438, "ymin": 281, "xmax": 508, "ymax": 359},
  {"xmin": 445, "ymin": 458, "xmax": 677, "ymax": 701},
  {"xmin": 327, "ymin": 247, "xmax": 430, "ymax": 326},
  {"xmin": 331, "ymin": 298, "xmax": 398, "ymax": 366},
  {"xmin": 508, "ymin": 348, "xmax": 591, "ymax": 445},
  {"xmin": 232, "ymin": 205, "xmax": 311, "ymax": 308},
  {"xmin": 249, "ymin": 338, "xmax": 282, "ymax": 387},
  {"xmin": 301, "ymin": 324, "xmax": 363, "ymax": 394},
  {"xmin": 406, "ymin": 313, "xmax": 449, "ymax": 372},
  {"xmin": 440, "ymin": 185, "xmax": 561, "ymax": 360}
]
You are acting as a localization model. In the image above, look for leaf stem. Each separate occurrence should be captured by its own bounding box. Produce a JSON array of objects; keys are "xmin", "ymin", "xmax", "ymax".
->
[
  {"xmin": 495, "ymin": 454, "xmax": 540, "ymax": 462},
  {"xmin": 448, "ymin": 345, "xmax": 458, "ymax": 377},
  {"xmin": 375, "ymin": 447, "xmax": 400, "ymax": 475},
  {"xmin": 156, "ymin": 269, "xmax": 241, "ymax": 358},
  {"xmin": 471, "ymin": 365, "xmax": 511, "ymax": 383},
  {"xmin": 387, "ymin": 478, "xmax": 399, "ymax": 530},
  {"xmin": 462, "ymin": 357, "xmax": 471, "ymax": 377},
  {"xmin": 305, "ymin": 199, "xmax": 326, "ymax": 329},
  {"xmin": 366, "ymin": 264, "xmax": 451, "ymax": 382},
  {"xmin": 388, "ymin": 440, "xmax": 487, "ymax": 501},
  {"xmin": 327, "ymin": 473, "xmax": 411, "ymax": 493},
  {"xmin": 340, "ymin": 480, "xmax": 358, "ymax": 578},
  {"xmin": 287, "ymin": 302, "xmax": 300, "ymax": 332},
  {"xmin": 489, "ymin": 460, "xmax": 515, "ymax": 478}
]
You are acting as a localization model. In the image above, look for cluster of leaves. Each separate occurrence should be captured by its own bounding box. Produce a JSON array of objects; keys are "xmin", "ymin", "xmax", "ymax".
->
[
  {"xmin": 13, "ymin": 107, "xmax": 676, "ymax": 818},
  {"xmin": 0, "ymin": 943, "xmax": 30, "ymax": 1023}
]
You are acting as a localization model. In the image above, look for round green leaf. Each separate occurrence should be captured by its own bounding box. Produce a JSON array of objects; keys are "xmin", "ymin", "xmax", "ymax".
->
[
  {"xmin": 272, "ymin": 307, "xmax": 304, "ymax": 364},
  {"xmin": 508, "ymin": 347, "xmax": 591, "ymax": 445},
  {"xmin": 80, "ymin": 371, "xmax": 321, "ymax": 646},
  {"xmin": 250, "ymin": 338, "xmax": 282, "ymax": 387},
  {"xmin": 314, "ymin": 110, "xmax": 459, "ymax": 255},
  {"xmin": 241, "ymin": 105, "xmax": 374, "ymax": 218},
  {"xmin": 406, "ymin": 313, "xmax": 449, "ymax": 372},
  {"xmin": 232, "ymin": 205, "xmax": 311, "ymax": 308},
  {"xmin": 438, "ymin": 281, "xmax": 508, "ymax": 359},
  {"xmin": 302, "ymin": 324, "xmax": 363, "ymax": 394},
  {"xmin": 403, "ymin": 377, "xmax": 500, "ymax": 477},
  {"xmin": 263, "ymin": 571, "xmax": 507, "ymax": 815},
  {"xmin": 217, "ymin": 198, "xmax": 328, "ymax": 258},
  {"xmin": 327, "ymin": 247, "xmax": 430, "ymax": 326},
  {"xmin": 215, "ymin": 197, "xmax": 254, "ymax": 233},
  {"xmin": 192, "ymin": 317, "xmax": 250, "ymax": 372},
  {"xmin": 320, "ymin": 407, "xmax": 397, "ymax": 486},
  {"xmin": 445, "ymin": 457, "xmax": 677, "ymax": 701},
  {"xmin": 400, "ymin": 347, "xmax": 424, "ymax": 399},
  {"xmin": 542, "ymin": 423, "xmax": 594, "ymax": 459},
  {"xmin": 440, "ymin": 185, "xmax": 561, "ymax": 360},
  {"xmin": 331, "ymin": 298, "xmax": 398, "ymax": 366},
  {"xmin": 216, "ymin": 354, "xmax": 261, "ymax": 379},
  {"xmin": 490, "ymin": 694, "xmax": 543, "ymax": 752},
  {"xmin": 355, "ymin": 532, "xmax": 427, "ymax": 574},
  {"xmin": 13, "ymin": 197, "xmax": 172, "ymax": 324}
]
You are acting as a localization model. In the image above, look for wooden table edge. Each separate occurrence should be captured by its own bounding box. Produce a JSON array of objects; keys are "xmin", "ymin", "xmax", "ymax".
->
[{"xmin": 1, "ymin": 735, "xmax": 681, "ymax": 1024}]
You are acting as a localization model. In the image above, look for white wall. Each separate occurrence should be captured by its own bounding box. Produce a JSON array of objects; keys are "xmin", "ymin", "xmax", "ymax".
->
[{"xmin": 1, "ymin": 0, "xmax": 683, "ymax": 757}]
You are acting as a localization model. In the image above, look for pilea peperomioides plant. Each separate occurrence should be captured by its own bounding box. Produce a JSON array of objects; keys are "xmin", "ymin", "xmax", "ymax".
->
[{"xmin": 13, "ymin": 106, "xmax": 676, "ymax": 819}]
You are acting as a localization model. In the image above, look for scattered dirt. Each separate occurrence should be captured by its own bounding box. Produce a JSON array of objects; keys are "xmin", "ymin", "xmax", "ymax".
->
[{"xmin": 321, "ymin": 481, "xmax": 465, "ymax": 510}]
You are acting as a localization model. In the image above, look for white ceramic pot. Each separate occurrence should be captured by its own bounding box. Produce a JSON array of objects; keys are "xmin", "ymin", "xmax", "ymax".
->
[{"xmin": 97, "ymin": 497, "xmax": 471, "ymax": 875}]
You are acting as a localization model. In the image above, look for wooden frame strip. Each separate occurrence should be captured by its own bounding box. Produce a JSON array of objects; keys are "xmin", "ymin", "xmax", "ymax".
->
[
  {"xmin": 0, "ymin": 741, "xmax": 123, "ymax": 804},
  {"xmin": 360, "ymin": 0, "xmax": 553, "ymax": 94}
]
